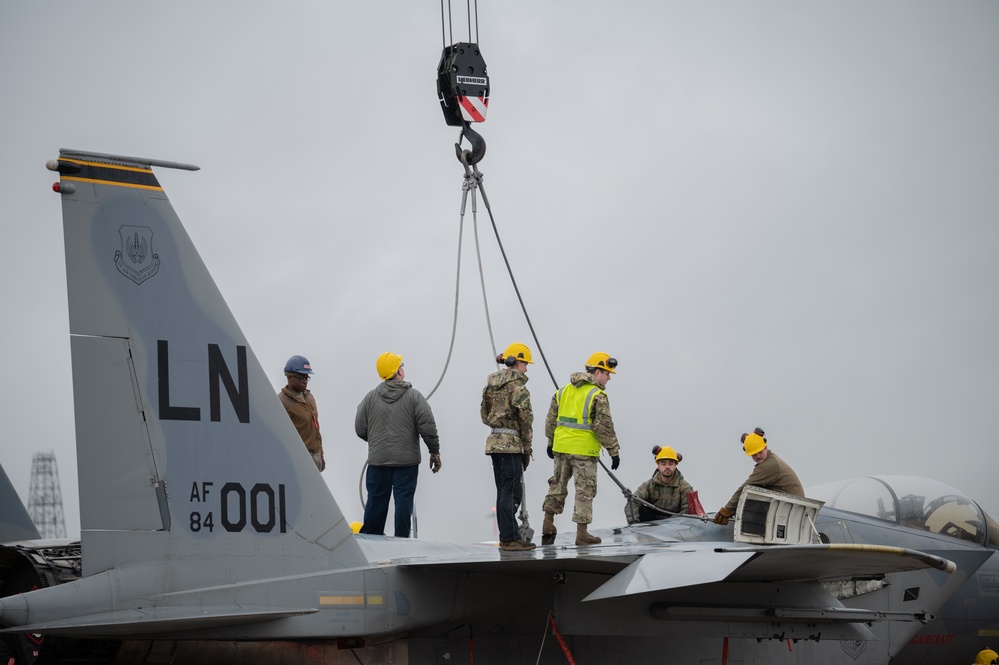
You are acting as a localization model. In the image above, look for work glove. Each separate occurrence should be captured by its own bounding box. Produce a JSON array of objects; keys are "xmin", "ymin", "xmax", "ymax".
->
[
  {"xmin": 713, "ymin": 507, "xmax": 733, "ymax": 525},
  {"xmin": 547, "ymin": 446, "xmax": 554, "ymax": 459},
  {"xmin": 320, "ymin": 452, "xmax": 326, "ymax": 472},
  {"xmin": 521, "ymin": 453, "xmax": 531, "ymax": 471},
  {"xmin": 611, "ymin": 455, "xmax": 620, "ymax": 471},
  {"xmin": 429, "ymin": 453, "xmax": 442, "ymax": 474}
]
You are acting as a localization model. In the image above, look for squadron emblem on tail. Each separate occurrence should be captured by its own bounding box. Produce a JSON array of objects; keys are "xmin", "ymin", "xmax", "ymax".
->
[{"xmin": 114, "ymin": 224, "xmax": 159, "ymax": 285}]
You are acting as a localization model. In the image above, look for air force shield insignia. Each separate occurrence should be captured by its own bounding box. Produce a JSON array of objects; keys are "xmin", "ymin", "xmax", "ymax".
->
[{"xmin": 114, "ymin": 225, "xmax": 160, "ymax": 285}]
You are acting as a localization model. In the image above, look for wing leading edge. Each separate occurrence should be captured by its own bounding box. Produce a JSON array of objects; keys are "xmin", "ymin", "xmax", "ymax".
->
[{"xmin": 584, "ymin": 544, "xmax": 955, "ymax": 601}]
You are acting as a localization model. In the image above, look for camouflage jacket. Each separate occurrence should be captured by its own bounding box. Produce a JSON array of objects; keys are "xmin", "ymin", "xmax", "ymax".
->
[
  {"xmin": 625, "ymin": 467, "xmax": 694, "ymax": 524},
  {"xmin": 544, "ymin": 372, "xmax": 620, "ymax": 456},
  {"xmin": 480, "ymin": 367, "xmax": 533, "ymax": 455}
]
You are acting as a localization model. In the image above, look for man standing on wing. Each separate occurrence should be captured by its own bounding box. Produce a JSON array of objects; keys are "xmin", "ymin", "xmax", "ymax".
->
[
  {"xmin": 355, "ymin": 352, "xmax": 442, "ymax": 537},
  {"xmin": 541, "ymin": 352, "xmax": 621, "ymax": 546}
]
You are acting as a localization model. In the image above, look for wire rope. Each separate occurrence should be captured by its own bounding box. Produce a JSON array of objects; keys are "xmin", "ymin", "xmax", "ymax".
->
[{"xmin": 471, "ymin": 163, "xmax": 559, "ymax": 391}]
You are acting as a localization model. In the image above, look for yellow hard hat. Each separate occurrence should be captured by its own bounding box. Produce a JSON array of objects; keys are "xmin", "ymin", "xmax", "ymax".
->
[
  {"xmin": 350, "ymin": 521, "xmax": 363, "ymax": 534},
  {"xmin": 742, "ymin": 432, "xmax": 767, "ymax": 456},
  {"xmin": 976, "ymin": 648, "xmax": 999, "ymax": 665},
  {"xmin": 585, "ymin": 352, "xmax": 618, "ymax": 374},
  {"xmin": 499, "ymin": 342, "xmax": 534, "ymax": 365},
  {"xmin": 655, "ymin": 446, "xmax": 680, "ymax": 463},
  {"xmin": 376, "ymin": 352, "xmax": 403, "ymax": 380}
]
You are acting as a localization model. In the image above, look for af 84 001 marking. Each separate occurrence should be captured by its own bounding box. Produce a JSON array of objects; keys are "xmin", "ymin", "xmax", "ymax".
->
[{"xmin": 189, "ymin": 481, "xmax": 288, "ymax": 534}]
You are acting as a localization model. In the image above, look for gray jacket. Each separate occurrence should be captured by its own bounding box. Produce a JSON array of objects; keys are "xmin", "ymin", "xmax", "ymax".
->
[{"xmin": 355, "ymin": 380, "xmax": 440, "ymax": 466}]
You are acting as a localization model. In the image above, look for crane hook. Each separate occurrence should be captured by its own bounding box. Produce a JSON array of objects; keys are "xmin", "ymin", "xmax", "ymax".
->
[{"xmin": 455, "ymin": 122, "xmax": 487, "ymax": 166}]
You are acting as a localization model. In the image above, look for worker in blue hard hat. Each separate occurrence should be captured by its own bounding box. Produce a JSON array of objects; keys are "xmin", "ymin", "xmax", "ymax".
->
[{"xmin": 279, "ymin": 355, "xmax": 324, "ymax": 471}]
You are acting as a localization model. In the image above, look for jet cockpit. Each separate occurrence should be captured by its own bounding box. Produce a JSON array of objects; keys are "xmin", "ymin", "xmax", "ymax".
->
[{"xmin": 810, "ymin": 475, "xmax": 999, "ymax": 547}]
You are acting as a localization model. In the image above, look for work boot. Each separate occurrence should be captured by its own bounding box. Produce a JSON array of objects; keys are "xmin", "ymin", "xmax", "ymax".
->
[
  {"xmin": 541, "ymin": 512, "xmax": 557, "ymax": 545},
  {"xmin": 542, "ymin": 512, "xmax": 556, "ymax": 535},
  {"xmin": 575, "ymin": 523, "xmax": 601, "ymax": 546},
  {"xmin": 499, "ymin": 539, "xmax": 537, "ymax": 552}
]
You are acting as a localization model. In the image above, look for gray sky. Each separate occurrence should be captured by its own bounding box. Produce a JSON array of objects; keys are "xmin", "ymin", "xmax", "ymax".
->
[{"xmin": 2, "ymin": 2, "xmax": 997, "ymax": 543}]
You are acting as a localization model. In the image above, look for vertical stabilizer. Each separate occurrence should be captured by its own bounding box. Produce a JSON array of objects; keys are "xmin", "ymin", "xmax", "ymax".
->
[
  {"xmin": 50, "ymin": 150, "xmax": 366, "ymax": 576},
  {"xmin": 0, "ymin": 464, "xmax": 41, "ymax": 543}
]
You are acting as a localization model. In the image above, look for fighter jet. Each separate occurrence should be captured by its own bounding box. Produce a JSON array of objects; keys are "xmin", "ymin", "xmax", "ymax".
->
[{"xmin": 0, "ymin": 150, "xmax": 996, "ymax": 664}]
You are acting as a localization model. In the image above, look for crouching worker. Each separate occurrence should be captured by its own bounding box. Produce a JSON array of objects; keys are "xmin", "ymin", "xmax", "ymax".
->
[
  {"xmin": 713, "ymin": 428, "xmax": 803, "ymax": 526},
  {"xmin": 625, "ymin": 445, "xmax": 700, "ymax": 524}
]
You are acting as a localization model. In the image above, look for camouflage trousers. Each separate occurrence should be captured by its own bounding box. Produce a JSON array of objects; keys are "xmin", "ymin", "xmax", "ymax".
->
[{"xmin": 542, "ymin": 453, "xmax": 598, "ymax": 524}]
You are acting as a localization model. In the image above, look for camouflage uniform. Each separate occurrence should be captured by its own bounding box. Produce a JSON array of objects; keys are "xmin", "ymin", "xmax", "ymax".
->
[
  {"xmin": 625, "ymin": 467, "xmax": 694, "ymax": 524},
  {"xmin": 481, "ymin": 367, "xmax": 533, "ymax": 543},
  {"xmin": 542, "ymin": 372, "xmax": 620, "ymax": 524},
  {"xmin": 481, "ymin": 367, "xmax": 533, "ymax": 457}
]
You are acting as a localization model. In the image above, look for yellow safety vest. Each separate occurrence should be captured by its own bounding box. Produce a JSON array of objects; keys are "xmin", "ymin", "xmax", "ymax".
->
[{"xmin": 552, "ymin": 383, "xmax": 603, "ymax": 457}]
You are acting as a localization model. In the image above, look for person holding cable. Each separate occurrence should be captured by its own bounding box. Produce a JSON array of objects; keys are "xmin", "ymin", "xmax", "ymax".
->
[
  {"xmin": 625, "ymin": 445, "xmax": 700, "ymax": 524},
  {"xmin": 713, "ymin": 427, "xmax": 803, "ymax": 526},
  {"xmin": 541, "ymin": 352, "xmax": 621, "ymax": 546}
]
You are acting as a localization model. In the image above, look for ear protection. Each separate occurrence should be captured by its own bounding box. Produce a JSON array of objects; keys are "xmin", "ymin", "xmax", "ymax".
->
[
  {"xmin": 651, "ymin": 445, "xmax": 682, "ymax": 463},
  {"xmin": 497, "ymin": 354, "xmax": 517, "ymax": 367}
]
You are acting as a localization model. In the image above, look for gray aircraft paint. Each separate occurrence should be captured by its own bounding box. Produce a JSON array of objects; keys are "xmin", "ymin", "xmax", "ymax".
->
[
  {"xmin": 0, "ymin": 151, "xmax": 996, "ymax": 665},
  {"xmin": 0, "ymin": 465, "xmax": 40, "ymax": 543}
]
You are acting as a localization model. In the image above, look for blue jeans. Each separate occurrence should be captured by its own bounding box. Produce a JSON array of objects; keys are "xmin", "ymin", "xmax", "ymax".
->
[
  {"xmin": 491, "ymin": 453, "xmax": 524, "ymax": 542},
  {"xmin": 361, "ymin": 464, "xmax": 419, "ymax": 537}
]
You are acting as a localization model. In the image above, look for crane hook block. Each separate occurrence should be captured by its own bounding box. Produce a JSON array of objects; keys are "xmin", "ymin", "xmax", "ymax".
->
[{"xmin": 436, "ymin": 42, "xmax": 489, "ymax": 127}]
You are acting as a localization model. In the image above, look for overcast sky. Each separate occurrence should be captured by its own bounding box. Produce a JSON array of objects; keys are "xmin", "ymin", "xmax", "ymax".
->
[{"xmin": 2, "ymin": 2, "xmax": 997, "ymax": 543}]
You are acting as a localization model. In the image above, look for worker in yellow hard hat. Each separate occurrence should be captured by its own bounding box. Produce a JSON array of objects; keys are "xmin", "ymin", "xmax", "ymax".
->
[
  {"xmin": 976, "ymin": 648, "xmax": 999, "ymax": 665},
  {"xmin": 625, "ymin": 445, "xmax": 703, "ymax": 523},
  {"xmin": 541, "ymin": 352, "xmax": 621, "ymax": 546},
  {"xmin": 713, "ymin": 427, "xmax": 804, "ymax": 525},
  {"xmin": 355, "ymin": 352, "xmax": 442, "ymax": 538},
  {"xmin": 481, "ymin": 343, "xmax": 536, "ymax": 552}
]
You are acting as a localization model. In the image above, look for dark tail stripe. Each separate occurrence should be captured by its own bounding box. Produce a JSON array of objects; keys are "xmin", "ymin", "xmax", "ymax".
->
[{"xmin": 61, "ymin": 158, "xmax": 162, "ymax": 190}]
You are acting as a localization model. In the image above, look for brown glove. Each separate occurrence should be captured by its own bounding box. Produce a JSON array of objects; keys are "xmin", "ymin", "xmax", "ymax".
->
[
  {"xmin": 430, "ymin": 453, "xmax": 442, "ymax": 474},
  {"xmin": 713, "ymin": 507, "xmax": 733, "ymax": 525}
]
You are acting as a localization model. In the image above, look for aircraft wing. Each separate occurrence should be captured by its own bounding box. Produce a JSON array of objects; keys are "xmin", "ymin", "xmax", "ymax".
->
[
  {"xmin": 355, "ymin": 533, "xmax": 956, "ymax": 609},
  {"xmin": 582, "ymin": 543, "xmax": 956, "ymax": 601}
]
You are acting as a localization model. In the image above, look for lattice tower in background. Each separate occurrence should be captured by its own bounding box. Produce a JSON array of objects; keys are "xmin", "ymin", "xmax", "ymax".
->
[{"xmin": 27, "ymin": 451, "xmax": 66, "ymax": 539}]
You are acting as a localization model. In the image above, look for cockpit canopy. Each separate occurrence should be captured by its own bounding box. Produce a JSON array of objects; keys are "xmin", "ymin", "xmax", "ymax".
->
[{"xmin": 809, "ymin": 475, "xmax": 999, "ymax": 547}]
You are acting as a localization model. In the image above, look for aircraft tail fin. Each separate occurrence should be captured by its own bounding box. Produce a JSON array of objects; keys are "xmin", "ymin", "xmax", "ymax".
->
[
  {"xmin": 48, "ymin": 150, "xmax": 366, "ymax": 577},
  {"xmin": 0, "ymin": 463, "xmax": 41, "ymax": 543}
]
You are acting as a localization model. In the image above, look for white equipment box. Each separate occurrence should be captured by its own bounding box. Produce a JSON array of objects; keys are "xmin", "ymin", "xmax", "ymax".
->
[{"xmin": 734, "ymin": 486, "xmax": 825, "ymax": 545}]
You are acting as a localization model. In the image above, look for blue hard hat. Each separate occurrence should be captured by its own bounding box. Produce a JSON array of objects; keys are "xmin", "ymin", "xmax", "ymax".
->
[{"xmin": 284, "ymin": 355, "xmax": 314, "ymax": 375}]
